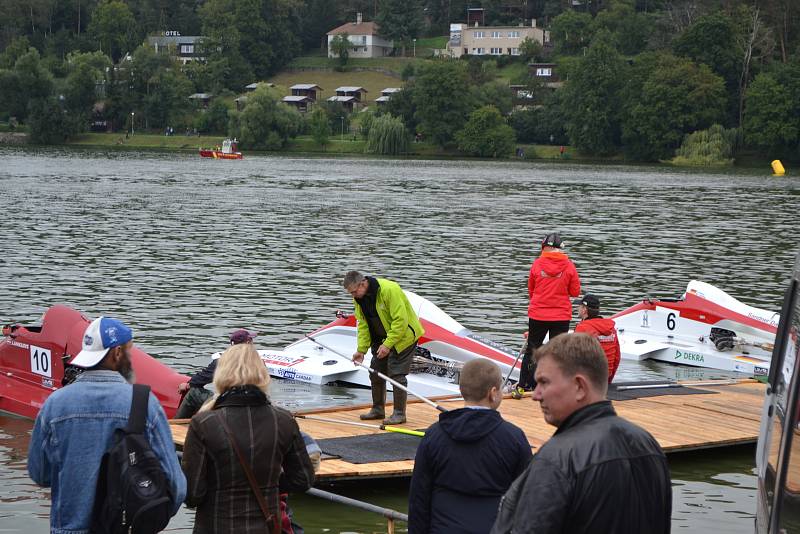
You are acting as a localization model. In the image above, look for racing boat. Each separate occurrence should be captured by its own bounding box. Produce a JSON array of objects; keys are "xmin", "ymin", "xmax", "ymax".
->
[
  {"xmin": 613, "ymin": 280, "xmax": 779, "ymax": 376},
  {"xmin": 0, "ymin": 305, "xmax": 187, "ymax": 419},
  {"xmin": 199, "ymin": 138, "xmax": 242, "ymax": 159},
  {"xmin": 217, "ymin": 291, "xmax": 524, "ymax": 398}
]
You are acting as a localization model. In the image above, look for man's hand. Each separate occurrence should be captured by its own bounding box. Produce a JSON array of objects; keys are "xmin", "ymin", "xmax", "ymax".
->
[
  {"xmin": 178, "ymin": 381, "xmax": 190, "ymax": 394},
  {"xmin": 376, "ymin": 344, "xmax": 391, "ymax": 359},
  {"xmin": 352, "ymin": 352, "xmax": 365, "ymax": 366}
]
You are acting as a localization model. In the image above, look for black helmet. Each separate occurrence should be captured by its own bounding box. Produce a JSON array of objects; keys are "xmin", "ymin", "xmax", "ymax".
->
[{"xmin": 541, "ymin": 232, "xmax": 563, "ymax": 249}]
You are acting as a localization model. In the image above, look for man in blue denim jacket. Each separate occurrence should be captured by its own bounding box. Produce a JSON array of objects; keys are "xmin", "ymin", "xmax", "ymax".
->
[{"xmin": 28, "ymin": 317, "xmax": 186, "ymax": 534}]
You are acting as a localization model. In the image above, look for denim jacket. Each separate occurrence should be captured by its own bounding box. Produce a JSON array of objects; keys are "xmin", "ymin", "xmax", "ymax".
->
[{"xmin": 28, "ymin": 370, "xmax": 187, "ymax": 534}]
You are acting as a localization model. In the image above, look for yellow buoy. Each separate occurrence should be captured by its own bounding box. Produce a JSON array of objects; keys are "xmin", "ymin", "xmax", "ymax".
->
[{"xmin": 771, "ymin": 159, "xmax": 785, "ymax": 176}]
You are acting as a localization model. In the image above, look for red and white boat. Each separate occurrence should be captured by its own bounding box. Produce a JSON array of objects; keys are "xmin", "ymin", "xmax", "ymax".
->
[
  {"xmin": 613, "ymin": 281, "xmax": 779, "ymax": 376},
  {"xmin": 215, "ymin": 291, "xmax": 524, "ymax": 398},
  {"xmin": 0, "ymin": 305, "xmax": 187, "ymax": 419},
  {"xmin": 199, "ymin": 138, "xmax": 242, "ymax": 159}
]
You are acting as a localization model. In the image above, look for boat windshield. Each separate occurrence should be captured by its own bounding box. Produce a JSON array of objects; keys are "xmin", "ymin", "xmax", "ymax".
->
[{"xmin": 756, "ymin": 250, "xmax": 800, "ymax": 533}]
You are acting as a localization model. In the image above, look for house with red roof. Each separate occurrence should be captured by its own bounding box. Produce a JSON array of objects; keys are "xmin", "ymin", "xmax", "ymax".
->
[{"xmin": 327, "ymin": 13, "xmax": 394, "ymax": 58}]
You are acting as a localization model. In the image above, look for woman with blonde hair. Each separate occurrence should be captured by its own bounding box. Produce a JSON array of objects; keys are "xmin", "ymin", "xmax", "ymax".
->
[{"xmin": 182, "ymin": 343, "xmax": 315, "ymax": 533}]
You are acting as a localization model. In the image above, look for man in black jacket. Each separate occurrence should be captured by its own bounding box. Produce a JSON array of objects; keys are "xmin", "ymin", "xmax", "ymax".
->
[
  {"xmin": 409, "ymin": 359, "xmax": 532, "ymax": 534},
  {"xmin": 492, "ymin": 333, "xmax": 672, "ymax": 534},
  {"xmin": 175, "ymin": 329, "xmax": 256, "ymax": 419}
]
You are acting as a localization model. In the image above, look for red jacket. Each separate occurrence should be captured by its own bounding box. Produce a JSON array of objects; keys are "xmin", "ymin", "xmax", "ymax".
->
[
  {"xmin": 575, "ymin": 317, "xmax": 621, "ymax": 382},
  {"xmin": 527, "ymin": 251, "xmax": 581, "ymax": 321}
]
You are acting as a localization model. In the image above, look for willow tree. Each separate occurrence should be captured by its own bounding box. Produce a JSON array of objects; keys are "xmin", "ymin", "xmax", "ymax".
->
[{"xmin": 366, "ymin": 114, "xmax": 409, "ymax": 155}]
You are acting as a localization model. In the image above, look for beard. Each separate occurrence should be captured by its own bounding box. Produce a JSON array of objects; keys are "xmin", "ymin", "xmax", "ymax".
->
[{"xmin": 118, "ymin": 349, "xmax": 136, "ymax": 383}]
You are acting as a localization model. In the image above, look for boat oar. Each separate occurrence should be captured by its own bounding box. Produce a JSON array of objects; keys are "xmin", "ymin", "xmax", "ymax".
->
[
  {"xmin": 501, "ymin": 338, "xmax": 528, "ymax": 392},
  {"xmin": 304, "ymin": 334, "xmax": 448, "ymax": 413},
  {"xmin": 296, "ymin": 414, "xmax": 425, "ymax": 437}
]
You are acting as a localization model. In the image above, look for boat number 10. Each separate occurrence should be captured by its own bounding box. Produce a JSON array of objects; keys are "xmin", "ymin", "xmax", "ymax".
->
[
  {"xmin": 30, "ymin": 345, "xmax": 52, "ymax": 378},
  {"xmin": 667, "ymin": 312, "xmax": 677, "ymax": 331}
]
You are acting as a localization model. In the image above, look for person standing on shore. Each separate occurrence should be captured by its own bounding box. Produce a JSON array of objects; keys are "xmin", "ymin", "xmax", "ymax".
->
[
  {"xmin": 513, "ymin": 232, "xmax": 580, "ymax": 399},
  {"xmin": 28, "ymin": 317, "xmax": 186, "ymax": 533},
  {"xmin": 574, "ymin": 294, "xmax": 621, "ymax": 383},
  {"xmin": 343, "ymin": 270, "xmax": 424, "ymax": 425},
  {"xmin": 492, "ymin": 333, "xmax": 671, "ymax": 534}
]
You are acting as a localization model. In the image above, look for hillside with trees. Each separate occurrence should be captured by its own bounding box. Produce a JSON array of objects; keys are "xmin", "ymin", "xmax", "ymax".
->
[{"xmin": 0, "ymin": 0, "xmax": 797, "ymax": 163}]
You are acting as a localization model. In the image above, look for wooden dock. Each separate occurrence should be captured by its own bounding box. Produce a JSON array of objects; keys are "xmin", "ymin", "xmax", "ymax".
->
[{"xmin": 169, "ymin": 379, "xmax": 766, "ymax": 482}]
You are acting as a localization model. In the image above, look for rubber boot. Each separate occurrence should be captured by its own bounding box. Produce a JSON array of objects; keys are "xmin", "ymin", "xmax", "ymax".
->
[
  {"xmin": 360, "ymin": 376, "xmax": 386, "ymax": 420},
  {"xmin": 383, "ymin": 384, "xmax": 407, "ymax": 425}
]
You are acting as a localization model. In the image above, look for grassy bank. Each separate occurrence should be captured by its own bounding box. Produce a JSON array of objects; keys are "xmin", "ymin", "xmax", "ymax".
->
[
  {"xmin": 268, "ymin": 71, "xmax": 402, "ymax": 105},
  {"xmin": 63, "ymin": 132, "xmax": 608, "ymax": 161}
]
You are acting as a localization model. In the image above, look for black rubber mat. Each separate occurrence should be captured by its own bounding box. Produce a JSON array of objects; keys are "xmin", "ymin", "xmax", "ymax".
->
[
  {"xmin": 317, "ymin": 432, "xmax": 424, "ymax": 464},
  {"xmin": 607, "ymin": 381, "xmax": 718, "ymax": 401}
]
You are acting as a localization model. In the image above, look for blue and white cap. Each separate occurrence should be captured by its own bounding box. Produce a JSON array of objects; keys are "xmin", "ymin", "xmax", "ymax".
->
[{"xmin": 71, "ymin": 317, "xmax": 133, "ymax": 368}]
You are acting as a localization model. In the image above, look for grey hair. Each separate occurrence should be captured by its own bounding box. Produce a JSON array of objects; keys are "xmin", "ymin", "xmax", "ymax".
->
[{"xmin": 342, "ymin": 270, "xmax": 365, "ymax": 289}]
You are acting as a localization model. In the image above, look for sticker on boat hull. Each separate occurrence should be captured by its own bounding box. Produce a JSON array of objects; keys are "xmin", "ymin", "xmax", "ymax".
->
[{"xmin": 30, "ymin": 345, "xmax": 52, "ymax": 378}]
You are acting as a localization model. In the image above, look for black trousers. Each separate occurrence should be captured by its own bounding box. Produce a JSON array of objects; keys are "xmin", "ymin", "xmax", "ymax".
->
[{"xmin": 518, "ymin": 319, "xmax": 571, "ymax": 390}]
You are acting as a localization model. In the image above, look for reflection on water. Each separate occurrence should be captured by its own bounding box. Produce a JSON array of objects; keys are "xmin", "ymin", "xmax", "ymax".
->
[{"xmin": 1, "ymin": 147, "xmax": 797, "ymax": 532}]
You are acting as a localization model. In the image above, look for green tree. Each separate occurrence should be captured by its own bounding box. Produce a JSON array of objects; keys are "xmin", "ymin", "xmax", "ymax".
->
[
  {"xmin": 743, "ymin": 66, "xmax": 800, "ymax": 150},
  {"xmin": 455, "ymin": 105, "xmax": 516, "ymax": 158},
  {"xmin": 376, "ymin": 0, "xmax": 423, "ymax": 56},
  {"xmin": 0, "ymin": 48, "xmax": 54, "ymax": 122},
  {"xmin": 28, "ymin": 97, "xmax": 80, "ymax": 143},
  {"xmin": 592, "ymin": 0, "xmax": 653, "ymax": 56},
  {"xmin": 195, "ymin": 99, "xmax": 231, "ymax": 134},
  {"xmin": 366, "ymin": 114, "xmax": 410, "ymax": 155},
  {"xmin": 672, "ymin": 124, "xmax": 737, "ymax": 166},
  {"xmin": 309, "ymin": 106, "xmax": 331, "ymax": 148},
  {"xmin": 673, "ymin": 13, "xmax": 741, "ymax": 95},
  {"xmin": 142, "ymin": 68, "xmax": 194, "ymax": 129},
  {"xmin": 88, "ymin": 0, "xmax": 137, "ymax": 63},
  {"xmin": 622, "ymin": 54, "xmax": 727, "ymax": 161},
  {"xmin": 519, "ymin": 37, "xmax": 543, "ymax": 63},
  {"xmin": 384, "ymin": 82, "xmax": 417, "ymax": 133},
  {"xmin": 550, "ymin": 10, "xmax": 594, "ymax": 55},
  {"xmin": 230, "ymin": 85, "xmax": 302, "ymax": 149},
  {"xmin": 329, "ymin": 34, "xmax": 351, "ymax": 68},
  {"xmin": 0, "ymin": 36, "xmax": 32, "ymax": 69},
  {"xmin": 471, "ymin": 81, "xmax": 513, "ymax": 115},
  {"xmin": 562, "ymin": 32, "xmax": 627, "ymax": 155},
  {"xmin": 413, "ymin": 60, "xmax": 475, "ymax": 147}
]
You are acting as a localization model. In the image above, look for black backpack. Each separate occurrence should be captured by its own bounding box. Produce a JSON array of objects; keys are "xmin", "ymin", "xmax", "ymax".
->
[{"xmin": 91, "ymin": 384, "xmax": 173, "ymax": 534}]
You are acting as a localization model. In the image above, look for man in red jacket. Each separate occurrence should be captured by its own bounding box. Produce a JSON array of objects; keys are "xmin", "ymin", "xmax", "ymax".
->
[
  {"xmin": 514, "ymin": 232, "xmax": 580, "ymax": 399},
  {"xmin": 574, "ymin": 294, "xmax": 621, "ymax": 383}
]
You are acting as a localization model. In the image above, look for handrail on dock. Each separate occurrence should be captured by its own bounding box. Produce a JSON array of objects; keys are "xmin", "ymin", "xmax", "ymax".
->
[{"xmin": 306, "ymin": 487, "xmax": 408, "ymax": 531}]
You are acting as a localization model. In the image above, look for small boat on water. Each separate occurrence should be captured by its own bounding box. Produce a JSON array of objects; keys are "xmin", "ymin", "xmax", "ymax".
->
[
  {"xmin": 214, "ymin": 291, "xmax": 524, "ymax": 398},
  {"xmin": 614, "ymin": 280, "xmax": 779, "ymax": 376},
  {"xmin": 199, "ymin": 138, "xmax": 242, "ymax": 159},
  {"xmin": 0, "ymin": 305, "xmax": 187, "ymax": 419}
]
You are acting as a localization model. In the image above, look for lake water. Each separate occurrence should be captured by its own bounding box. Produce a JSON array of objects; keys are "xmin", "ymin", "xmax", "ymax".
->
[{"xmin": 1, "ymin": 147, "xmax": 797, "ymax": 532}]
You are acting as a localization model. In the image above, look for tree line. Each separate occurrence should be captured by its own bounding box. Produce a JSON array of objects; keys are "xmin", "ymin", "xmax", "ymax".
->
[{"xmin": 0, "ymin": 0, "xmax": 798, "ymax": 161}]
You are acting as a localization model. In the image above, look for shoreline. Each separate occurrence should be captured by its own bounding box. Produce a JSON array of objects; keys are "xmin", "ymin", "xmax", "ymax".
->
[{"xmin": 0, "ymin": 132, "xmax": 789, "ymax": 170}]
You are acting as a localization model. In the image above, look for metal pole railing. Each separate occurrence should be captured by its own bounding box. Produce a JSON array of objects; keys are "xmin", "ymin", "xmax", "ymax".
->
[{"xmin": 306, "ymin": 487, "xmax": 408, "ymax": 528}]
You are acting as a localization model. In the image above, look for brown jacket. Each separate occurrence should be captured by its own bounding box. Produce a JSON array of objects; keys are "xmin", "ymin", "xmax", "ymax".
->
[{"xmin": 182, "ymin": 386, "xmax": 315, "ymax": 533}]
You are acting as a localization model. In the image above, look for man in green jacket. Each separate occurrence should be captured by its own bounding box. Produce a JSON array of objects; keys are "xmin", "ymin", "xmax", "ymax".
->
[{"xmin": 343, "ymin": 271, "xmax": 424, "ymax": 425}]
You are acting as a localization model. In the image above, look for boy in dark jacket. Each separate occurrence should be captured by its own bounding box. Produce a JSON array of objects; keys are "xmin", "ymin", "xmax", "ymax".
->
[{"xmin": 408, "ymin": 359, "xmax": 532, "ymax": 534}]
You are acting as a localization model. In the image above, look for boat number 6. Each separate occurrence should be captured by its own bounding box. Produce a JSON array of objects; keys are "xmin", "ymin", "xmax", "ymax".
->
[
  {"xmin": 30, "ymin": 345, "xmax": 52, "ymax": 378},
  {"xmin": 667, "ymin": 312, "xmax": 676, "ymax": 331}
]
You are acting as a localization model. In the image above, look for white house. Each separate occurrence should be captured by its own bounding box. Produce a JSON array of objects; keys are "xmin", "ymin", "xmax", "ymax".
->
[
  {"xmin": 327, "ymin": 13, "xmax": 393, "ymax": 58},
  {"xmin": 446, "ymin": 20, "xmax": 549, "ymax": 58}
]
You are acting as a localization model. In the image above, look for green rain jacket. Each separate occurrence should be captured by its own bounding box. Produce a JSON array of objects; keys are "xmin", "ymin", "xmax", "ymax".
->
[{"xmin": 353, "ymin": 278, "xmax": 424, "ymax": 354}]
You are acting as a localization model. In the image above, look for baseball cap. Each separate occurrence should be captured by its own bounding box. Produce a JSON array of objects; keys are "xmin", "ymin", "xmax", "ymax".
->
[
  {"xmin": 71, "ymin": 317, "xmax": 133, "ymax": 368},
  {"xmin": 541, "ymin": 232, "xmax": 563, "ymax": 249},
  {"xmin": 574, "ymin": 294, "xmax": 600, "ymax": 309},
  {"xmin": 230, "ymin": 329, "xmax": 257, "ymax": 344}
]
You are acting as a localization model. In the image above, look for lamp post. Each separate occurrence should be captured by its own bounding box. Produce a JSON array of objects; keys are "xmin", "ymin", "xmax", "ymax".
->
[
  {"xmin": 413, "ymin": 38, "xmax": 417, "ymax": 57},
  {"xmin": 340, "ymin": 116, "xmax": 344, "ymax": 141},
  {"xmin": 131, "ymin": 112, "xmax": 135, "ymax": 135}
]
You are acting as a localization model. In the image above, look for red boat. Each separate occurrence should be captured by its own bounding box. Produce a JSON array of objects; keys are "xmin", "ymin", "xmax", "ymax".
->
[
  {"xmin": 0, "ymin": 305, "xmax": 187, "ymax": 419},
  {"xmin": 199, "ymin": 138, "xmax": 243, "ymax": 159}
]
